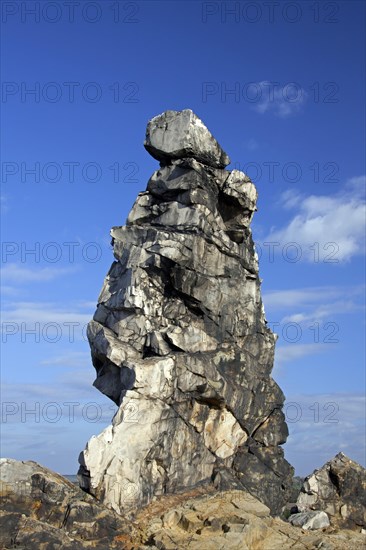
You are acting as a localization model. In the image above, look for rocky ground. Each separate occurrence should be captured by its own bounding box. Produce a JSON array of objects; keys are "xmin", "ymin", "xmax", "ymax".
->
[
  {"xmin": 1, "ymin": 458, "xmax": 365, "ymax": 550},
  {"xmin": 132, "ymin": 489, "xmax": 365, "ymax": 550}
]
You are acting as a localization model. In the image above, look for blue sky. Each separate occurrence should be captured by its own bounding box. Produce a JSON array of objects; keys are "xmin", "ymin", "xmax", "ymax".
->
[{"xmin": 1, "ymin": 0, "xmax": 365, "ymax": 477}]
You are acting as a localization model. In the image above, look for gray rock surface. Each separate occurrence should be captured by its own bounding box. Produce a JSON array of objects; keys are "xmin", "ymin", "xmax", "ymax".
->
[
  {"xmin": 289, "ymin": 510, "xmax": 330, "ymax": 530},
  {"xmin": 297, "ymin": 452, "xmax": 366, "ymax": 529},
  {"xmin": 78, "ymin": 110, "xmax": 293, "ymax": 516},
  {"xmin": 0, "ymin": 458, "xmax": 131, "ymax": 549},
  {"xmin": 144, "ymin": 109, "xmax": 231, "ymax": 168}
]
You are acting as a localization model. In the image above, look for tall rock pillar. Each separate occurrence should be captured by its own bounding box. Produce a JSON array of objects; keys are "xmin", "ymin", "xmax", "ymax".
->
[{"xmin": 78, "ymin": 110, "xmax": 294, "ymax": 516}]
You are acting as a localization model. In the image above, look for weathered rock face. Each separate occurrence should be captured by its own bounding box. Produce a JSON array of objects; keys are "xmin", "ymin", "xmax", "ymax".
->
[
  {"xmin": 78, "ymin": 109, "xmax": 293, "ymax": 516},
  {"xmin": 0, "ymin": 458, "xmax": 132, "ymax": 549},
  {"xmin": 297, "ymin": 452, "xmax": 366, "ymax": 529}
]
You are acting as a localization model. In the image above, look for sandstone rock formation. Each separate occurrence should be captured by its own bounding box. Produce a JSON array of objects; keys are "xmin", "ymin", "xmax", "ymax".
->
[
  {"xmin": 132, "ymin": 489, "xmax": 365, "ymax": 549},
  {"xmin": 78, "ymin": 109, "xmax": 294, "ymax": 516},
  {"xmin": 297, "ymin": 452, "xmax": 366, "ymax": 529}
]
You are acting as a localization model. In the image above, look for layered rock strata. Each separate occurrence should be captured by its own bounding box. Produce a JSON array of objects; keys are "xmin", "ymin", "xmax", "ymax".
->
[{"xmin": 78, "ymin": 109, "xmax": 293, "ymax": 516}]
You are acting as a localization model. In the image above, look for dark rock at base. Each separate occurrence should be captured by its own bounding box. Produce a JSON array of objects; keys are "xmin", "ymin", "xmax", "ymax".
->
[
  {"xmin": 297, "ymin": 452, "xmax": 366, "ymax": 529},
  {"xmin": 0, "ymin": 458, "xmax": 132, "ymax": 549},
  {"xmin": 231, "ymin": 443, "xmax": 294, "ymax": 516}
]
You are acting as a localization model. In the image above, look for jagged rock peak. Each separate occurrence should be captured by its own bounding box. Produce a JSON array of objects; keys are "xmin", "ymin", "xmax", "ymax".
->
[
  {"xmin": 78, "ymin": 110, "xmax": 293, "ymax": 517},
  {"xmin": 297, "ymin": 452, "xmax": 366, "ymax": 529},
  {"xmin": 144, "ymin": 109, "xmax": 231, "ymax": 168}
]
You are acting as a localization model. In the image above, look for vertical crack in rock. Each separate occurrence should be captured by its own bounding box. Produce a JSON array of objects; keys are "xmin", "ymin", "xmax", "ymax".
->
[{"xmin": 78, "ymin": 109, "xmax": 294, "ymax": 516}]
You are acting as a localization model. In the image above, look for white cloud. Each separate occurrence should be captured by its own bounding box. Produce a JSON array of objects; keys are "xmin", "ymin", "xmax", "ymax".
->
[
  {"xmin": 244, "ymin": 138, "xmax": 259, "ymax": 151},
  {"xmin": 280, "ymin": 189, "xmax": 304, "ymax": 210},
  {"xmin": 264, "ymin": 177, "xmax": 366, "ymax": 262},
  {"xmin": 0, "ymin": 285, "xmax": 20, "ymax": 296},
  {"xmin": 263, "ymin": 286, "xmax": 352, "ymax": 310},
  {"xmin": 40, "ymin": 351, "xmax": 91, "ymax": 368},
  {"xmin": 1, "ymin": 301, "xmax": 91, "ymax": 324},
  {"xmin": 76, "ymin": 300, "xmax": 97, "ymax": 309},
  {"xmin": 0, "ymin": 263, "xmax": 76, "ymax": 283},
  {"xmin": 275, "ymin": 343, "xmax": 326, "ymax": 364},
  {"xmin": 281, "ymin": 299, "xmax": 363, "ymax": 324},
  {"xmin": 263, "ymin": 287, "xmax": 364, "ymax": 363},
  {"xmin": 0, "ymin": 301, "xmax": 92, "ymax": 341},
  {"xmin": 345, "ymin": 175, "xmax": 366, "ymax": 198},
  {"xmin": 263, "ymin": 285, "xmax": 364, "ymax": 327},
  {"xmin": 0, "ymin": 381, "xmax": 116, "ymax": 473},
  {"xmin": 252, "ymin": 81, "xmax": 307, "ymax": 117}
]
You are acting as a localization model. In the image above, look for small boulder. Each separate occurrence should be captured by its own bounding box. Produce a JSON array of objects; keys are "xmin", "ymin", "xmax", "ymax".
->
[
  {"xmin": 289, "ymin": 510, "xmax": 330, "ymax": 530},
  {"xmin": 144, "ymin": 109, "xmax": 231, "ymax": 168}
]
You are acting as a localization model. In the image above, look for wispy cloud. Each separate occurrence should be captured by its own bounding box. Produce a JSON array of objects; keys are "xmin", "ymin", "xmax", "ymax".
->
[
  {"xmin": 40, "ymin": 351, "xmax": 91, "ymax": 368},
  {"xmin": 273, "ymin": 342, "xmax": 333, "ymax": 376},
  {"xmin": 263, "ymin": 286, "xmax": 359, "ymax": 310},
  {"xmin": 1, "ymin": 377, "xmax": 115, "ymax": 473},
  {"xmin": 1, "ymin": 194, "xmax": 9, "ymax": 214},
  {"xmin": 276, "ymin": 343, "xmax": 327, "ymax": 364},
  {"xmin": 1, "ymin": 301, "xmax": 92, "ymax": 341},
  {"xmin": 1, "ymin": 301, "xmax": 91, "ymax": 324},
  {"xmin": 263, "ymin": 285, "xmax": 364, "ymax": 324},
  {"xmin": 76, "ymin": 300, "xmax": 97, "ymax": 309},
  {"xmin": 282, "ymin": 300, "xmax": 363, "ymax": 324},
  {"xmin": 284, "ymin": 393, "xmax": 365, "ymax": 475},
  {"xmin": 264, "ymin": 177, "xmax": 366, "ymax": 262},
  {"xmin": 0, "ymin": 285, "xmax": 20, "ymax": 296},
  {"xmin": 1, "ymin": 373, "xmax": 111, "ymax": 417},
  {"xmin": 252, "ymin": 81, "xmax": 307, "ymax": 117},
  {"xmin": 0, "ymin": 263, "xmax": 76, "ymax": 283},
  {"xmin": 244, "ymin": 138, "xmax": 259, "ymax": 151}
]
